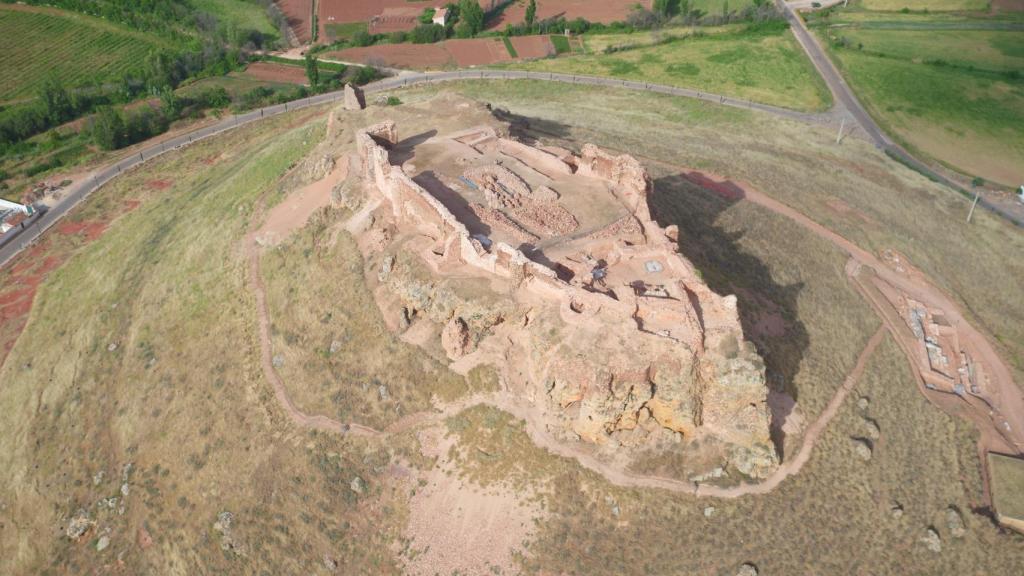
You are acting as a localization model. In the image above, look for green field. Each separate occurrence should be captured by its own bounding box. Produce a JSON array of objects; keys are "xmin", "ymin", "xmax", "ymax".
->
[
  {"xmin": 200, "ymin": 0, "xmax": 279, "ymax": 37},
  {"xmin": 859, "ymin": 0, "xmax": 991, "ymax": 10},
  {"xmin": 324, "ymin": 21, "xmax": 368, "ymax": 42},
  {"xmin": 990, "ymin": 453, "xmax": 1024, "ymax": 524},
  {"xmin": 497, "ymin": 26, "xmax": 833, "ymax": 111},
  {"xmin": 0, "ymin": 5, "xmax": 172, "ymax": 102},
  {"xmin": 820, "ymin": 21, "xmax": 1024, "ymax": 185},
  {"xmin": 838, "ymin": 27, "xmax": 1024, "ymax": 69}
]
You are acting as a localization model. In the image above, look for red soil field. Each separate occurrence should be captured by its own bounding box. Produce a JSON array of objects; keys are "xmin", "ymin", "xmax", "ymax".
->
[
  {"xmin": 330, "ymin": 36, "xmax": 519, "ymax": 68},
  {"xmin": 331, "ymin": 43, "xmax": 454, "ymax": 68},
  {"xmin": 509, "ymin": 35, "xmax": 555, "ymax": 59},
  {"xmin": 991, "ymin": 0, "xmax": 1024, "ymax": 11},
  {"xmin": 276, "ymin": 0, "xmax": 314, "ymax": 42},
  {"xmin": 242, "ymin": 62, "xmax": 309, "ymax": 85},
  {"xmin": 488, "ymin": 0, "xmax": 649, "ymax": 30},
  {"xmin": 318, "ymin": 0, "xmax": 492, "ymax": 38},
  {"xmin": 367, "ymin": 7, "xmax": 422, "ymax": 34},
  {"xmin": 446, "ymin": 38, "xmax": 514, "ymax": 66},
  {"xmin": 330, "ymin": 33, "xmax": 576, "ymax": 68}
]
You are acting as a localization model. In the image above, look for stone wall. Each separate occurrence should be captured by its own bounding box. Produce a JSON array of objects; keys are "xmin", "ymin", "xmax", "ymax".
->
[
  {"xmin": 355, "ymin": 120, "xmax": 776, "ymax": 478},
  {"xmin": 356, "ymin": 124, "xmax": 556, "ymax": 286},
  {"xmin": 497, "ymin": 138, "xmax": 574, "ymax": 177}
]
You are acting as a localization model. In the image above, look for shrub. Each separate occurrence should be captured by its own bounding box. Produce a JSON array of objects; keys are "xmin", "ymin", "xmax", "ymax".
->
[
  {"xmin": 350, "ymin": 29, "xmax": 374, "ymax": 47},
  {"xmin": 411, "ymin": 23, "xmax": 446, "ymax": 44},
  {"xmin": 351, "ymin": 66, "xmax": 380, "ymax": 86},
  {"xmin": 386, "ymin": 96, "xmax": 402, "ymax": 106}
]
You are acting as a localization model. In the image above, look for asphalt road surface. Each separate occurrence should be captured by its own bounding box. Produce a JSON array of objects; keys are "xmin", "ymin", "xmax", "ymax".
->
[{"xmin": 2, "ymin": 56, "xmax": 1019, "ymax": 269}]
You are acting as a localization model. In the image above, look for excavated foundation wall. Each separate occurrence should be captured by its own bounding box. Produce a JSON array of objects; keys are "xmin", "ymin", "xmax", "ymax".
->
[
  {"xmin": 356, "ymin": 123, "xmax": 557, "ymax": 285},
  {"xmin": 355, "ymin": 119, "xmax": 778, "ymax": 479}
]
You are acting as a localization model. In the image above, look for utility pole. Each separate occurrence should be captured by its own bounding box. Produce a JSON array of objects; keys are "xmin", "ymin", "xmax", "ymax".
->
[{"xmin": 835, "ymin": 117, "xmax": 845, "ymax": 144}]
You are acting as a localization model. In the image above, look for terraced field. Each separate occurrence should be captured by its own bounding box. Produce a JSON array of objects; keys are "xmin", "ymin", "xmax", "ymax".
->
[{"xmin": 0, "ymin": 5, "xmax": 173, "ymax": 103}]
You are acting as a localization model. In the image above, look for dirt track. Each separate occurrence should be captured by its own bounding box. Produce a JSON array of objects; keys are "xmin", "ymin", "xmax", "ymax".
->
[{"xmin": 245, "ymin": 179, "xmax": 892, "ymax": 498}]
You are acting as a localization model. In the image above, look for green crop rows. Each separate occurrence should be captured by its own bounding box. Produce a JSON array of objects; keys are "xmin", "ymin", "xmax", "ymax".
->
[{"xmin": 0, "ymin": 6, "xmax": 172, "ymax": 102}]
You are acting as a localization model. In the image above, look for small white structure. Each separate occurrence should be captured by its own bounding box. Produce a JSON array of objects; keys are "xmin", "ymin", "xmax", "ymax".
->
[
  {"xmin": 432, "ymin": 7, "xmax": 448, "ymax": 26},
  {"xmin": 0, "ymin": 198, "xmax": 34, "ymax": 233}
]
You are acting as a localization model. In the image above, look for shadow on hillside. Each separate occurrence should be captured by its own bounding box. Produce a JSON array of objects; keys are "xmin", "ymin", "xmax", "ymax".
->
[
  {"xmin": 651, "ymin": 173, "xmax": 810, "ymax": 460},
  {"xmin": 488, "ymin": 106, "xmax": 573, "ymax": 144},
  {"xmin": 391, "ymin": 129, "xmax": 437, "ymax": 165}
]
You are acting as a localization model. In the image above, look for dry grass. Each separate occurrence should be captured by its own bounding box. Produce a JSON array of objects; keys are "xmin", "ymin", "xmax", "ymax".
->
[
  {"xmin": 3, "ymin": 79, "xmax": 1024, "ymax": 574},
  {"xmin": 260, "ymin": 208, "xmax": 472, "ymax": 431},
  {"xmin": 0, "ymin": 108, "xmax": 414, "ymax": 574}
]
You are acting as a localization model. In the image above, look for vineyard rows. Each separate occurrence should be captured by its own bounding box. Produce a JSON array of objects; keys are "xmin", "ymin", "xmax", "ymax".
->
[{"xmin": 0, "ymin": 7, "xmax": 171, "ymax": 102}]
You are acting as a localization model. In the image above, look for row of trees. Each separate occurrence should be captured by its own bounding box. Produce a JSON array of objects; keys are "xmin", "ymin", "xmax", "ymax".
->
[{"xmin": 640, "ymin": 0, "xmax": 776, "ymax": 28}]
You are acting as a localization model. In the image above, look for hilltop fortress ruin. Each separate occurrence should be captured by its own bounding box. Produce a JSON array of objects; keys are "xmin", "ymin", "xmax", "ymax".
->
[{"xmin": 340, "ymin": 107, "xmax": 778, "ymax": 479}]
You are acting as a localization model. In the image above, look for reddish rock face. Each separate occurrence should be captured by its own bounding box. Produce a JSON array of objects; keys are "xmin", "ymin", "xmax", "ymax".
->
[{"xmin": 442, "ymin": 317, "xmax": 472, "ymax": 360}]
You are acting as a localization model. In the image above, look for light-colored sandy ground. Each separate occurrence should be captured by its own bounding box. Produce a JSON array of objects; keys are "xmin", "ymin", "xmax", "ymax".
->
[{"xmin": 402, "ymin": 427, "xmax": 540, "ymax": 576}]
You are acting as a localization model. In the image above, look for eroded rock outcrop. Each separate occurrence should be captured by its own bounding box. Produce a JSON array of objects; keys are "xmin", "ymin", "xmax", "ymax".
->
[{"xmin": 344, "ymin": 102, "xmax": 778, "ymax": 480}]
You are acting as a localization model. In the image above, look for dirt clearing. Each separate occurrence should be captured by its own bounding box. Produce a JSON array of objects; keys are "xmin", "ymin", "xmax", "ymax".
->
[
  {"xmin": 402, "ymin": 426, "xmax": 540, "ymax": 576},
  {"xmin": 510, "ymin": 35, "xmax": 556, "ymax": 60},
  {"xmin": 330, "ymin": 43, "xmax": 454, "ymax": 68},
  {"xmin": 447, "ymin": 38, "xmax": 514, "ymax": 67}
]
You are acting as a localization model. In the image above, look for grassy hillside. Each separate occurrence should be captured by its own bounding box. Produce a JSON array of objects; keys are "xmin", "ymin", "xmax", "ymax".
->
[
  {"xmin": 0, "ymin": 5, "xmax": 173, "ymax": 103},
  {"xmin": 0, "ymin": 108, "xmax": 417, "ymax": 574},
  {"xmin": 2, "ymin": 79, "xmax": 1024, "ymax": 573},
  {"xmin": 814, "ymin": 11, "xmax": 1024, "ymax": 185},
  {"xmin": 497, "ymin": 25, "xmax": 833, "ymax": 111},
  {"xmin": 396, "ymin": 80, "xmax": 1024, "ymax": 574}
]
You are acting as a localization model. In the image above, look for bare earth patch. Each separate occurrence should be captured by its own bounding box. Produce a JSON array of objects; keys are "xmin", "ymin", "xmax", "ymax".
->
[
  {"xmin": 242, "ymin": 61, "xmax": 309, "ymax": 85},
  {"xmin": 403, "ymin": 426, "xmax": 541, "ymax": 576}
]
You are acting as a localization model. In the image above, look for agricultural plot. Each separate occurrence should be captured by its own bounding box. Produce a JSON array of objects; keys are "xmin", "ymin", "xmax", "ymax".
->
[
  {"xmin": 496, "ymin": 26, "xmax": 832, "ymax": 111},
  {"xmin": 0, "ymin": 5, "xmax": 172, "ymax": 103},
  {"xmin": 821, "ymin": 23, "xmax": 1024, "ymax": 185},
  {"xmin": 277, "ymin": 0, "xmax": 314, "ymax": 42},
  {"xmin": 859, "ymin": 0, "xmax": 991, "ymax": 10},
  {"xmin": 487, "ymin": 0, "xmax": 652, "ymax": 30},
  {"xmin": 200, "ymin": 0, "xmax": 280, "ymax": 38}
]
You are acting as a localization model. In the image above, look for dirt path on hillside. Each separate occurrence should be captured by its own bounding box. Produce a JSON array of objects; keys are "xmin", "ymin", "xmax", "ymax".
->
[
  {"xmin": 241, "ymin": 149, "xmax": 1021, "ymax": 500},
  {"xmin": 244, "ymin": 198, "xmax": 891, "ymax": 498},
  {"xmin": 698, "ymin": 171, "xmax": 1024, "ymax": 451}
]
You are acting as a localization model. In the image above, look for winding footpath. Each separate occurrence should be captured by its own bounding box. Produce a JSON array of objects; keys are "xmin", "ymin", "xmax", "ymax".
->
[
  {"xmin": 244, "ymin": 200, "xmax": 888, "ymax": 498},
  {"xmin": 247, "ymin": 163, "xmax": 1021, "ymax": 501}
]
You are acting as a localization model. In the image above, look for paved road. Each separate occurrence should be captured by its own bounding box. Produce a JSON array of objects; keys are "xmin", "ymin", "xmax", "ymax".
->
[
  {"xmin": 2, "ymin": 52, "xmax": 1019, "ymax": 269},
  {"xmin": 0, "ymin": 90, "xmax": 349, "ymax": 269},
  {"xmin": 0, "ymin": 70, "xmax": 836, "ymax": 270},
  {"xmin": 778, "ymin": 0, "xmax": 1024, "ymax": 227}
]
